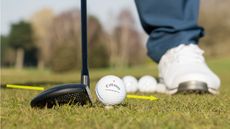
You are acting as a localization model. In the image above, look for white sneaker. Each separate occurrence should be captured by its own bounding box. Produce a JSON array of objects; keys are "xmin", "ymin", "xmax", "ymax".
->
[{"xmin": 158, "ymin": 44, "xmax": 220, "ymax": 95}]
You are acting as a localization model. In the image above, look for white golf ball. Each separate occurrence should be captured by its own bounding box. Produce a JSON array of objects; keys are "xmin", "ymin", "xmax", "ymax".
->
[
  {"xmin": 138, "ymin": 75, "xmax": 157, "ymax": 92},
  {"xmin": 122, "ymin": 76, "xmax": 138, "ymax": 93},
  {"xmin": 156, "ymin": 83, "xmax": 167, "ymax": 93},
  {"xmin": 95, "ymin": 75, "xmax": 126, "ymax": 106}
]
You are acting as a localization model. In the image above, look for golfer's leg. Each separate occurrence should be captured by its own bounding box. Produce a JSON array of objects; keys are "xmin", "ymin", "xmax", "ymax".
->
[
  {"xmin": 135, "ymin": 0, "xmax": 220, "ymax": 94},
  {"xmin": 135, "ymin": 0, "xmax": 204, "ymax": 62}
]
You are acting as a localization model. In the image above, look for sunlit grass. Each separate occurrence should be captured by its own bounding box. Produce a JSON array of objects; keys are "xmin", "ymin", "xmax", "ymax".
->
[{"xmin": 1, "ymin": 57, "xmax": 230, "ymax": 129}]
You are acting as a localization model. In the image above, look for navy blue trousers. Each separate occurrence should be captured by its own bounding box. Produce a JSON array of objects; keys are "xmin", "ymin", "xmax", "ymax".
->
[{"xmin": 135, "ymin": 0, "xmax": 204, "ymax": 63}]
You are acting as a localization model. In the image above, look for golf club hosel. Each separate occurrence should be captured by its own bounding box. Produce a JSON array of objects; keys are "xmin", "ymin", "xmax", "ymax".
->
[{"xmin": 81, "ymin": 75, "xmax": 89, "ymax": 87}]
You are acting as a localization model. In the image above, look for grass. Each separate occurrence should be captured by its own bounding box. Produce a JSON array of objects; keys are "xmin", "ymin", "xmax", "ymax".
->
[{"xmin": 1, "ymin": 58, "xmax": 230, "ymax": 129}]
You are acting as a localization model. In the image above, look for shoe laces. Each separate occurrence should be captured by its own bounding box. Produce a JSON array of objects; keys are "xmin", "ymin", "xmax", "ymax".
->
[
  {"xmin": 159, "ymin": 44, "xmax": 205, "ymax": 77},
  {"xmin": 163, "ymin": 44, "xmax": 205, "ymax": 65}
]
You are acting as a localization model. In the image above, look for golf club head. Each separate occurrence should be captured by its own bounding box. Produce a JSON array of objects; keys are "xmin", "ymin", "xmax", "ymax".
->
[{"xmin": 30, "ymin": 84, "xmax": 92, "ymax": 108}]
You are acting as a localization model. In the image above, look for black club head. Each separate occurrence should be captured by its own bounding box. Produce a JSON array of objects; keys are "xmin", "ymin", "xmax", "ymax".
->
[
  {"xmin": 30, "ymin": 0, "xmax": 92, "ymax": 109},
  {"xmin": 30, "ymin": 84, "xmax": 92, "ymax": 108}
]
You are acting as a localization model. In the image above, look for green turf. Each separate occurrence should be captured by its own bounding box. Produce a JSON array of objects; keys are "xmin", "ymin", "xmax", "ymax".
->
[{"xmin": 1, "ymin": 58, "xmax": 230, "ymax": 129}]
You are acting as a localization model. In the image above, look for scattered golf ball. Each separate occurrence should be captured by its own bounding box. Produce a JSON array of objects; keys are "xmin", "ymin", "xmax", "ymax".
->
[
  {"xmin": 138, "ymin": 75, "xmax": 157, "ymax": 92},
  {"xmin": 122, "ymin": 76, "xmax": 138, "ymax": 93},
  {"xmin": 95, "ymin": 75, "xmax": 126, "ymax": 106},
  {"xmin": 156, "ymin": 83, "xmax": 167, "ymax": 93}
]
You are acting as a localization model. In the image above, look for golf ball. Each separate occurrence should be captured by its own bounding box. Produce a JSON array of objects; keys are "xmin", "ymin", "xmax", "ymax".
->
[
  {"xmin": 138, "ymin": 75, "xmax": 157, "ymax": 92},
  {"xmin": 95, "ymin": 75, "xmax": 126, "ymax": 106},
  {"xmin": 156, "ymin": 83, "xmax": 167, "ymax": 93},
  {"xmin": 122, "ymin": 76, "xmax": 138, "ymax": 93}
]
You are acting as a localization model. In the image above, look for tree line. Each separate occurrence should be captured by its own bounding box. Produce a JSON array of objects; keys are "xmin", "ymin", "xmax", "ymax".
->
[
  {"xmin": 1, "ymin": 1, "xmax": 230, "ymax": 72},
  {"xmin": 1, "ymin": 8, "xmax": 147, "ymax": 72}
]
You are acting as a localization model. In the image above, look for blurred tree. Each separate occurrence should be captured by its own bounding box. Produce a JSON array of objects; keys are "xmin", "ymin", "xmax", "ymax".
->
[
  {"xmin": 8, "ymin": 21, "xmax": 35, "ymax": 69},
  {"xmin": 1, "ymin": 35, "xmax": 15, "ymax": 66},
  {"xmin": 48, "ymin": 9, "xmax": 111, "ymax": 72},
  {"xmin": 200, "ymin": 0, "xmax": 230, "ymax": 57},
  {"xmin": 48, "ymin": 9, "xmax": 81, "ymax": 72},
  {"xmin": 112, "ymin": 9, "xmax": 146, "ymax": 67},
  {"xmin": 31, "ymin": 8, "xmax": 54, "ymax": 69},
  {"xmin": 1, "ymin": 35, "xmax": 8, "ymax": 65},
  {"xmin": 50, "ymin": 43, "xmax": 79, "ymax": 72},
  {"xmin": 88, "ymin": 16, "xmax": 110, "ymax": 68}
]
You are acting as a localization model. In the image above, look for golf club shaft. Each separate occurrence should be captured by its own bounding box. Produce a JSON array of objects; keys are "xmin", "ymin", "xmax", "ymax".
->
[{"xmin": 81, "ymin": 0, "xmax": 89, "ymax": 86}]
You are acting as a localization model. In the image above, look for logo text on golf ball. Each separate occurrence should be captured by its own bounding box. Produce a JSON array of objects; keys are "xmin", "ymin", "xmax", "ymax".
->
[{"xmin": 105, "ymin": 83, "xmax": 120, "ymax": 90}]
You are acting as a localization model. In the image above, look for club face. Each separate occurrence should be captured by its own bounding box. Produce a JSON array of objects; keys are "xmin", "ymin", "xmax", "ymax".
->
[{"xmin": 30, "ymin": 84, "xmax": 92, "ymax": 108}]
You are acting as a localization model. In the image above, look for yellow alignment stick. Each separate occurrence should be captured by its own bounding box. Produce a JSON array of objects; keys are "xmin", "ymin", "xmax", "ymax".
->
[
  {"xmin": 6, "ymin": 84, "xmax": 45, "ymax": 91},
  {"xmin": 5, "ymin": 85, "xmax": 158, "ymax": 101},
  {"xmin": 127, "ymin": 95, "xmax": 158, "ymax": 101}
]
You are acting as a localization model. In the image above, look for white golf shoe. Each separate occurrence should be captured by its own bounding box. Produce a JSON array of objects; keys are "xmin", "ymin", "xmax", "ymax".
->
[{"xmin": 158, "ymin": 44, "xmax": 220, "ymax": 95}]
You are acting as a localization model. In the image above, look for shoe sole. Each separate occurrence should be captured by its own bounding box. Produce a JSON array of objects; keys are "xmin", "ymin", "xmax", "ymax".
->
[{"xmin": 166, "ymin": 81, "xmax": 219, "ymax": 95}]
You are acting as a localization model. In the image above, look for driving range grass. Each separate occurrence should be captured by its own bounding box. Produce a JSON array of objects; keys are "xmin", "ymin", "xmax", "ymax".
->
[{"xmin": 1, "ymin": 58, "xmax": 230, "ymax": 129}]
